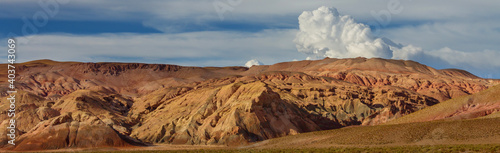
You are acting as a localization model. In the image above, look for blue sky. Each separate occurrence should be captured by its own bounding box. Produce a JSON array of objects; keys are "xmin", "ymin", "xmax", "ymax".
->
[{"xmin": 1, "ymin": 0, "xmax": 499, "ymax": 78}]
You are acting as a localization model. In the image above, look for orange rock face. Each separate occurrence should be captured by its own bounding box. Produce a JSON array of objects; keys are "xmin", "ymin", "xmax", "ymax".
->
[{"xmin": 0, "ymin": 58, "xmax": 496, "ymax": 150}]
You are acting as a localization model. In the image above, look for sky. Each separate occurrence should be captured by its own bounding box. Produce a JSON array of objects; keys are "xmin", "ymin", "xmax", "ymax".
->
[{"xmin": 0, "ymin": 0, "xmax": 499, "ymax": 78}]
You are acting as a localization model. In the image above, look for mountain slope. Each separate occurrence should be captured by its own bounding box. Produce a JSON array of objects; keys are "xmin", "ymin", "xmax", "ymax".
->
[
  {"xmin": 0, "ymin": 89, "xmax": 140, "ymax": 151},
  {"xmin": 246, "ymin": 57, "xmax": 492, "ymax": 101},
  {"xmin": 387, "ymin": 84, "xmax": 500, "ymax": 125},
  {"xmin": 129, "ymin": 73, "xmax": 438, "ymax": 145},
  {"xmin": 250, "ymin": 85, "xmax": 500, "ymax": 149},
  {"xmin": 250, "ymin": 117, "xmax": 500, "ymax": 149}
]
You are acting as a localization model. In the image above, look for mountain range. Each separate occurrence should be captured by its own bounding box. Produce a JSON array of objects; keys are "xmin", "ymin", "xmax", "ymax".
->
[{"xmin": 0, "ymin": 57, "xmax": 498, "ymax": 151}]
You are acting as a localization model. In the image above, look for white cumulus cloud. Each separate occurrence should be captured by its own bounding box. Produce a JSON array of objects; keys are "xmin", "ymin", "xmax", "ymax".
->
[
  {"xmin": 245, "ymin": 59, "xmax": 263, "ymax": 68},
  {"xmin": 294, "ymin": 6, "xmax": 394, "ymax": 59},
  {"xmin": 294, "ymin": 6, "xmax": 427, "ymax": 61},
  {"xmin": 294, "ymin": 6, "xmax": 500, "ymax": 78}
]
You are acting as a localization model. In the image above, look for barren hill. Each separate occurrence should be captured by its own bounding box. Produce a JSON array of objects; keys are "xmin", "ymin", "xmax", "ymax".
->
[
  {"xmin": 0, "ymin": 58, "xmax": 496, "ymax": 151},
  {"xmin": 387, "ymin": 84, "xmax": 500, "ymax": 124},
  {"xmin": 250, "ymin": 117, "xmax": 500, "ymax": 149},
  {"xmin": 250, "ymin": 84, "xmax": 500, "ymax": 149}
]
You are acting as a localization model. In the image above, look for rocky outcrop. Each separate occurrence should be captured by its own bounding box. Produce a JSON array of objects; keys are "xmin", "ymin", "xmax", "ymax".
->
[
  {"xmin": 10, "ymin": 60, "xmax": 248, "ymax": 100},
  {"xmin": 129, "ymin": 73, "xmax": 438, "ymax": 145},
  {"xmin": 13, "ymin": 111, "xmax": 131, "ymax": 151},
  {"xmin": 387, "ymin": 84, "xmax": 500, "ymax": 125},
  {"xmin": 130, "ymin": 81, "xmax": 325, "ymax": 146},
  {"xmin": 246, "ymin": 57, "xmax": 493, "ymax": 101},
  {"xmin": 0, "ymin": 89, "xmax": 140, "ymax": 151}
]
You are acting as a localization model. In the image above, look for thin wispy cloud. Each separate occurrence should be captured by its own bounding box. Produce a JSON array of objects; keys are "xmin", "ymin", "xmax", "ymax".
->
[{"xmin": 11, "ymin": 29, "xmax": 301, "ymax": 67}]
